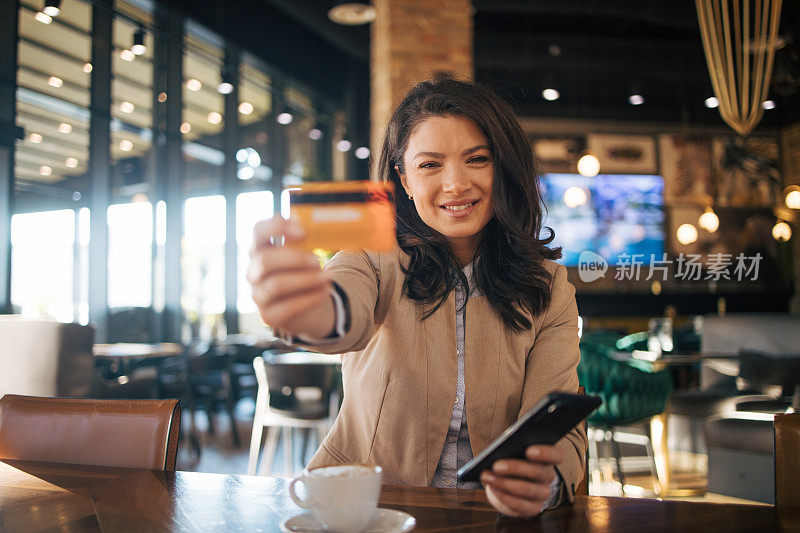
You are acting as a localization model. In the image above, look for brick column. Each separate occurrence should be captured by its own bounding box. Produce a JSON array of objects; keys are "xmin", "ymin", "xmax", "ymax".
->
[
  {"xmin": 779, "ymin": 123, "xmax": 800, "ymax": 313},
  {"xmin": 370, "ymin": 0, "xmax": 473, "ymax": 161}
]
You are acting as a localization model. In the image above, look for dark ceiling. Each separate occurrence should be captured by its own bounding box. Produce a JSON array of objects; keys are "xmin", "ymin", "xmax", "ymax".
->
[{"xmin": 168, "ymin": 0, "xmax": 800, "ymax": 132}]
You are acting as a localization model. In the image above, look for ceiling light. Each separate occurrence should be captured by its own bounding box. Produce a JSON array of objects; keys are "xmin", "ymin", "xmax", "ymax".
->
[
  {"xmin": 337, "ymin": 139, "xmax": 352, "ymax": 152},
  {"xmin": 239, "ymin": 102, "xmax": 254, "ymax": 115},
  {"xmin": 629, "ymin": 94, "xmax": 645, "ymax": 105},
  {"xmin": 246, "ymin": 149, "xmax": 261, "ymax": 167},
  {"xmin": 542, "ymin": 88, "xmax": 560, "ymax": 101},
  {"xmin": 698, "ymin": 207, "xmax": 719, "ymax": 232},
  {"xmin": 157, "ymin": 92, "xmax": 167, "ymax": 103},
  {"xmin": 119, "ymin": 140, "xmax": 133, "ymax": 152},
  {"xmin": 577, "ymin": 154, "xmax": 600, "ymax": 177},
  {"xmin": 277, "ymin": 112, "xmax": 293, "ymax": 125},
  {"xmin": 83, "ymin": 62, "xmax": 93, "ymax": 73},
  {"xmin": 762, "ymin": 100, "xmax": 776, "ymax": 110},
  {"xmin": 186, "ymin": 78, "xmax": 202, "ymax": 92},
  {"xmin": 207, "ymin": 112, "xmax": 222, "ymax": 124},
  {"xmin": 785, "ymin": 186, "xmax": 800, "ymax": 209},
  {"xmin": 119, "ymin": 101, "xmax": 134, "ymax": 113},
  {"xmin": 29, "ymin": 133, "xmax": 43, "ymax": 143},
  {"xmin": 120, "ymin": 49, "xmax": 135, "ymax": 62},
  {"xmin": 677, "ymin": 223, "xmax": 699, "ymax": 245},
  {"xmin": 39, "ymin": 165, "xmax": 52, "ymax": 176},
  {"xmin": 328, "ymin": 1, "xmax": 375, "ymax": 25},
  {"xmin": 72, "ymin": 191, "xmax": 81, "ymax": 201},
  {"xmin": 131, "ymin": 28, "xmax": 146, "ymax": 55},
  {"xmin": 705, "ymin": 96, "xmax": 719, "ymax": 108},
  {"xmin": 180, "ymin": 122, "xmax": 191, "ymax": 134},
  {"xmin": 235, "ymin": 149, "xmax": 248, "ymax": 163},
  {"xmin": 237, "ymin": 167, "xmax": 255, "ymax": 180},
  {"xmin": 308, "ymin": 128, "xmax": 322, "ymax": 140},
  {"xmin": 48, "ymin": 76, "xmax": 63, "ymax": 88},
  {"xmin": 772, "ymin": 221, "xmax": 791, "ymax": 242},
  {"xmin": 217, "ymin": 81, "xmax": 233, "ymax": 95},
  {"xmin": 355, "ymin": 146, "xmax": 370, "ymax": 159},
  {"xmin": 35, "ymin": 11, "xmax": 52, "ymax": 24},
  {"xmin": 43, "ymin": 0, "xmax": 61, "ymax": 17},
  {"xmin": 58, "ymin": 123, "xmax": 72, "ymax": 134},
  {"xmin": 65, "ymin": 157, "xmax": 78, "ymax": 168}
]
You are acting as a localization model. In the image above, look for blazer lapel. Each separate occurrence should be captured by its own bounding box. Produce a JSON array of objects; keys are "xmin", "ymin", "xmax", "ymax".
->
[
  {"xmin": 422, "ymin": 291, "xmax": 458, "ymax": 483},
  {"xmin": 464, "ymin": 294, "xmax": 501, "ymax": 457}
]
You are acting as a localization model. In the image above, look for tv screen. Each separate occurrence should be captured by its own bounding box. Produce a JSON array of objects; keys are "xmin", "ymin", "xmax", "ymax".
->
[{"xmin": 540, "ymin": 173, "xmax": 665, "ymax": 266}]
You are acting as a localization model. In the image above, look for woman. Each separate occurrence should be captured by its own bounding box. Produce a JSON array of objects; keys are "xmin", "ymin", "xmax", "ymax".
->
[{"xmin": 247, "ymin": 76, "xmax": 585, "ymax": 518}]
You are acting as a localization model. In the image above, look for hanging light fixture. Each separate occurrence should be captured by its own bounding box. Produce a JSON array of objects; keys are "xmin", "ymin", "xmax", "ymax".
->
[
  {"xmin": 696, "ymin": 0, "xmax": 783, "ymax": 136},
  {"xmin": 131, "ymin": 28, "xmax": 146, "ymax": 56},
  {"xmin": 217, "ymin": 68, "xmax": 234, "ymax": 95},
  {"xmin": 772, "ymin": 220, "xmax": 792, "ymax": 242},
  {"xmin": 785, "ymin": 185, "xmax": 800, "ymax": 209},
  {"xmin": 577, "ymin": 154, "xmax": 600, "ymax": 177},
  {"xmin": 328, "ymin": 1, "xmax": 375, "ymax": 25},
  {"xmin": 698, "ymin": 206, "xmax": 720, "ymax": 232},
  {"xmin": 43, "ymin": 0, "xmax": 61, "ymax": 17}
]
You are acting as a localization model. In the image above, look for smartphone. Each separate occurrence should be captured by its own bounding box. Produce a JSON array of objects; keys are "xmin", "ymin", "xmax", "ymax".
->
[{"xmin": 457, "ymin": 392, "xmax": 601, "ymax": 483}]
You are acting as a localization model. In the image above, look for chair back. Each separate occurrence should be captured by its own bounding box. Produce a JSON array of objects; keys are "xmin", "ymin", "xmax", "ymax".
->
[
  {"xmin": 0, "ymin": 395, "xmax": 181, "ymax": 470},
  {"xmin": 775, "ymin": 413, "xmax": 800, "ymax": 525},
  {"xmin": 0, "ymin": 317, "xmax": 96, "ymax": 397},
  {"xmin": 253, "ymin": 354, "xmax": 338, "ymax": 415}
]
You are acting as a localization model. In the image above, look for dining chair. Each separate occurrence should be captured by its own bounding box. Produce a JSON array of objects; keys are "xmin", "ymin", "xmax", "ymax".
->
[
  {"xmin": 775, "ymin": 412, "xmax": 800, "ymax": 527},
  {"xmin": 0, "ymin": 395, "xmax": 181, "ymax": 470},
  {"xmin": 247, "ymin": 354, "xmax": 339, "ymax": 476}
]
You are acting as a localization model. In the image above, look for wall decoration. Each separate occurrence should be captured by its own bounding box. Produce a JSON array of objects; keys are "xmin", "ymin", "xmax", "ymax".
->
[
  {"xmin": 712, "ymin": 137, "xmax": 780, "ymax": 207},
  {"xmin": 530, "ymin": 136, "xmax": 583, "ymax": 174},
  {"xmin": 586, "ymin": 133, "xmax": 658, "ymax": 174},
  {"xmin": 659, "ymin": 134, "xmax": 714, "ymax": 204}
]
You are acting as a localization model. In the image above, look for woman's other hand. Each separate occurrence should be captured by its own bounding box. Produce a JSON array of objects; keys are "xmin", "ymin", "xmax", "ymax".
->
[
  {"xmin": 247, "ymin": 217, "xmax": 336, "ymax": 338},
  {"xmin": 480, "ymin": 444, "xmax": 563, "ymax": 518}
]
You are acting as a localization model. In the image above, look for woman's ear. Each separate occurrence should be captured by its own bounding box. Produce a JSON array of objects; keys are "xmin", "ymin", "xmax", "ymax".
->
[{"xmin": 395, "ymin": 165, "xmax": 411, "ymax": 198}]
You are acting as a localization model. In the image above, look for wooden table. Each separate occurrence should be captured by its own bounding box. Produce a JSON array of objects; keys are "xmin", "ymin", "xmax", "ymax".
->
[{"xmin": 0, "ymin": 460, "xmax": 780, "ymax": 532}]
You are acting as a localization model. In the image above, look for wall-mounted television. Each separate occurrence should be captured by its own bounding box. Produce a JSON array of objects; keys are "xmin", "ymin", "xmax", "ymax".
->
[{"xmin": 540, "ymin": 173, "xmax": 665, "ymax": 266}]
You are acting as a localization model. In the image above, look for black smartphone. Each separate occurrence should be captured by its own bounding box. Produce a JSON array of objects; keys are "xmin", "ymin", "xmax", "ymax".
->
[{"xmin": 457, "ymin": 392, "xmax": 601, "ymax": 483}]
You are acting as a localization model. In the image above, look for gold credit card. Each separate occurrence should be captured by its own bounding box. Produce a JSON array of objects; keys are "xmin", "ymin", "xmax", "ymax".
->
[{"xmin": 288, "ymin": 181, "xmax": 396, "ymax": 252}]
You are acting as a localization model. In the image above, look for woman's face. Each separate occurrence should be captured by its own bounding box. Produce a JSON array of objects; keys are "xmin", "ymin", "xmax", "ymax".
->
[{"xmin": 398, "ymin": 115, "xmax": 494, "ymax": 259}]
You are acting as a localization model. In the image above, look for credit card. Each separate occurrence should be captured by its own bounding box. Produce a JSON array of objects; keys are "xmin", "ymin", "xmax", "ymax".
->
[{"xmin": 287, "ymin": 181, "xmax": 396, "ymax": 253}]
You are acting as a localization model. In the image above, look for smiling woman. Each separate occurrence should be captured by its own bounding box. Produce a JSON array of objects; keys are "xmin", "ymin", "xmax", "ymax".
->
[{"xmin": 248, "ymin": 76, "xmax": 585, "ymax": 519}]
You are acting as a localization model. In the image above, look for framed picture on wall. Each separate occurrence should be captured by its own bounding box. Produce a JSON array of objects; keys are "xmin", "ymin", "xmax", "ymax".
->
[
  {"xmin": 530, "ymin": 136, "xmax": 584, "ymax": 174},
  {"xmin": 587, "ymin": 133, "xmax": 658, "ymax": 174}
]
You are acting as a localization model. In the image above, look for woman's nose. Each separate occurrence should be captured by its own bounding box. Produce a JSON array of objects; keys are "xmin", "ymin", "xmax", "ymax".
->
[{"xmin": 441, "ymin": 165, "xmax": 470, "ymax": 194}]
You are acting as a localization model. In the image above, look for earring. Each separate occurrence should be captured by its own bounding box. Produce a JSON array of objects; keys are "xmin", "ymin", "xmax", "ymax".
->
[{"xmin": 408, "ymin": 194, "xmax": 413, "ymax": 200}]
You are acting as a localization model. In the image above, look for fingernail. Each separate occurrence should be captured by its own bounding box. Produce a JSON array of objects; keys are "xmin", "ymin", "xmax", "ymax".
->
[
  {"xmin": 494, "ymin": 462, "xmax": 507, "ymax": 473},
  {"xmin": 528, "ymin": 447, "xmax": 541, "ymax": 458},
  {"xmin": 482, "ymin": 472, "xmax": 495, "ymax": 483}
]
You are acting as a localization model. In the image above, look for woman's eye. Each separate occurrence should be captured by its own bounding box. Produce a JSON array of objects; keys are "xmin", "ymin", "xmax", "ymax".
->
[
  {"xmin": 467, "ymin": 155, "xmax": 490, "ymax": 164},
  {"xmin": 419, "ymin": 161, "xmax": 441, "ymax": 169}
]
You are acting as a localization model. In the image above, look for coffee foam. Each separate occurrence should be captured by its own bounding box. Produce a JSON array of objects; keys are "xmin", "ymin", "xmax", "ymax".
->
[{"xmin": 308, "ymin": 465, "xmax": 376, "ymax": 479}]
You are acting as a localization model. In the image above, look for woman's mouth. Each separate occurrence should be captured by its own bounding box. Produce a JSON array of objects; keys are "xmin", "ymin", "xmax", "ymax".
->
[{"xmin": 441, "ymin": 201, "xmax": 478, "ymax": 217}]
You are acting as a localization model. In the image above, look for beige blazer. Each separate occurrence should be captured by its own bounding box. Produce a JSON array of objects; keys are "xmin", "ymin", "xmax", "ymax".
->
[{"xmin": 298, "ymin": 247, "xmax": 586, "ymax": 503}]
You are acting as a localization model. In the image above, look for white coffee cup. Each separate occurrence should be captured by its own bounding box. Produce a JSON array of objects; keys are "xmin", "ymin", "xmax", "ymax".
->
[{"xmin": 288, "ymin": 464, "xmax": 383, "ymax": 532}]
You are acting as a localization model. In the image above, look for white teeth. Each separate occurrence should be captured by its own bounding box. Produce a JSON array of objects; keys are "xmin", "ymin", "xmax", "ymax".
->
[{"xmin": 444, "ymin": 202, "xmax": 475, "ymax": 212}]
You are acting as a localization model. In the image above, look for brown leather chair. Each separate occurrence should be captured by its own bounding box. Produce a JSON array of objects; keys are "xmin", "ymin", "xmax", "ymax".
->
[
  {"xmin": 0, "ymin": 395, "xmax": 181, "ymax": 470},
  {"xmin": 775, "ymin": 413, "xmax": 800, "ymax": 527}
]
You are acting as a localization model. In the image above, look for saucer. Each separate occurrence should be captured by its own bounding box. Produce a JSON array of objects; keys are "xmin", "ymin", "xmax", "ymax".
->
[{"xmin": 280, "ymin": 507, "xmax": 416, "ymax": 532}]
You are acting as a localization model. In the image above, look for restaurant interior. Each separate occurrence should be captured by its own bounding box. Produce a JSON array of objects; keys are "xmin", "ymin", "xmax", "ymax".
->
[{"xmin": 1, "ymin": 0, "xmax": 800, "ymax": 531}]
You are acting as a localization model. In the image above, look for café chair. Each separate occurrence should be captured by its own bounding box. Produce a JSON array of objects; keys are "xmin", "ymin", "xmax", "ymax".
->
[
  {"xmin": 579, "ymin": 332, "xmax": 672, "ymax": 496},
  {"xmin": 0, "ymin": 394, "xmax": 181, "ymax": 470},
  {"xmin": 775, "ymin": 413, "xmax": 800, "ymax": 527},
  {"xmin": 248, "ymin": 354, "xmax": 339, "ymax": 476}
]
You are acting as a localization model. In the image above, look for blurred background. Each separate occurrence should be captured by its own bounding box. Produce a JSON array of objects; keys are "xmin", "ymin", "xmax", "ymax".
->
[{"xmin": 1, "ymin": 0, "xmax": 799, "ymax": 506}]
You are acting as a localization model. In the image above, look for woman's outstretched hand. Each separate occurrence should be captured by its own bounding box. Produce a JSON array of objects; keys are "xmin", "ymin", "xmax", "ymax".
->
[
  {"xmin": 247, "ymin": 217, "xmax": 336, "ymax": 338},
  {"xmin": 480, "ymin": 444, "xmax": 563, "ymax": 518}
]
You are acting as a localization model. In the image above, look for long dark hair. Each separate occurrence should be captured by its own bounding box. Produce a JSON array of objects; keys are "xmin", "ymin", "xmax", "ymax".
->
[{"xmin": 378, "ymin": 76, "xmax": 561, "ymax": 333}]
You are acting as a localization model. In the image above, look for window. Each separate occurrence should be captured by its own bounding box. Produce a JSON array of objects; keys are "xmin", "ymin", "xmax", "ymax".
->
[
  {"xmin": 236, "ymin": 191, "xmax": 274, "ymax": 314},
  {"xmin": 107, "ymin": 202, "xmax": 153, "ymax": 307},
  {"xmin": 10, "ymin": 210, "xmax": 76, "ymax": 321},
  {"xmin": 182, "ymin": 195, "xmax": 226, "ymax": 325}
]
